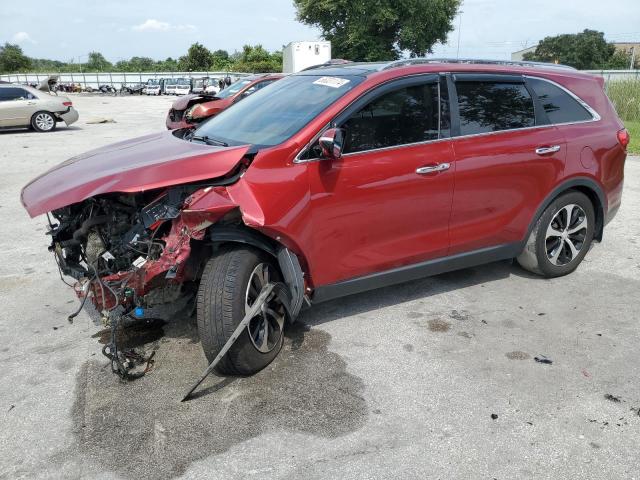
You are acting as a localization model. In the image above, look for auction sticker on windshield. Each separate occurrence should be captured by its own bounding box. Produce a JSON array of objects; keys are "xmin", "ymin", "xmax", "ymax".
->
[{"xmin": 313, "ymin": 77, "xmax": 350, "ymax": 88}]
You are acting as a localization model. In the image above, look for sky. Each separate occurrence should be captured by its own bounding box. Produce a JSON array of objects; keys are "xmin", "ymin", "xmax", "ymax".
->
[{"xmin": 1, "ymin": 0, "xmax": 639, "ymax": 62}]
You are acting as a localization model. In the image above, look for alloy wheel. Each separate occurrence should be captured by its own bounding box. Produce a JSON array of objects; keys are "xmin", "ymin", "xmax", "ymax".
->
[
  {"xmin": 545, "ymin": 204, "xmax": 588, "ymax": 266},
  {"xmin": 245, "ymin": 263, "xmax": 285, "ymax": 353},
  {"xmin": 35, "ymin": 113, "xmax": 54, "ymax": 131}
]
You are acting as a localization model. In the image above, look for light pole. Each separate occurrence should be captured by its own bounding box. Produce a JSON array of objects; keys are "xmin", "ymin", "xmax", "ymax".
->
[{"xmin": 456, "ymin": 10, "xmax": 464, "ymax": 59}]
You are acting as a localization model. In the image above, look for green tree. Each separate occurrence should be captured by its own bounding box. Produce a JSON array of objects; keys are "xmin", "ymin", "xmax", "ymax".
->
[
  {"xmin": 293, "ymin": 0, "xmax": 461, "ymax": 61},
  {"xmin": 211, "ymin": 49, "xmax": 231, "ymax": 70},
  {"xmin": 157, "ymin": 57, "xmax": 179, "ymax": 71},
  {"xmin": 523, "ymin": 30, "xmax": 616, "ymax": 70},
  {"xmin": 0, "ymin": 43, "xmax": 32, "ymax": 73},
  {"xmin": 230, "ymin": 45, "xmax": 282, "ymax": 72},
  {"xmin": 605, "ymin": 50, "xmax": 634, "ymax": 69},
  {"xmin": 178, "ymin": 42, "xmax": 214, "ymax": 71},
  {"xmin": 85, "ymin": 51, "xmax": 112, "ymax": 71}
]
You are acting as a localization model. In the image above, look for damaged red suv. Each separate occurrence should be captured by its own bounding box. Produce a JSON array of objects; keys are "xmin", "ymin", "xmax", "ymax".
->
[
  {"xmin": 21, "ymin": 59, "xmax": 627, "ymax": 377},
  {"xmin": 166, "ymin": 73, "xmax": 283, "ymax": 130}
]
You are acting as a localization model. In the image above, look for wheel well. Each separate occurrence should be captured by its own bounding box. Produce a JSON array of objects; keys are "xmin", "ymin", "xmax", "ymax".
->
[
  {"xmin": 526, "ymin": 180, "xmax": 606, "ymax": 244},
  {"xmin": 562, "ymin": 186, "xmax": 604, "ymax": 241}
]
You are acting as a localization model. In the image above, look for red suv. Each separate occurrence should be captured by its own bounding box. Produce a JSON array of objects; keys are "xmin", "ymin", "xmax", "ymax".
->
[
  {"xmin": 21, "ymin": 59, "xmax": 628, "ymax": 377},
  {"xmin": 166, "ymin": 73, "xmax": 283, "ymax": 130}
]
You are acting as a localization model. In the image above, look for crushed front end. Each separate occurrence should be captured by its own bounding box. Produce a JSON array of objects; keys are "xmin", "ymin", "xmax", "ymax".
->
[{"xmin": 48, "ymin": 187, "xmax": 216, "ymax": 319}]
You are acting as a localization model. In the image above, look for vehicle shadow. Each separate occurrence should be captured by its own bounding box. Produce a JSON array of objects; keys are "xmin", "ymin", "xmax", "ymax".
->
[
  {"xmin": 299, "ymin": 259, "xmax": 522, "ymax": 328},
  {"xmin": 0, "ymin": 125, "xmax": 82, "ymax": 135}
]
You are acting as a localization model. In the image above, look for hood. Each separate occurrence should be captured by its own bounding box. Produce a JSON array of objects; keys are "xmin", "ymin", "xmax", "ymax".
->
[
  {"xmin": 172, "ymin": 94, "xmax": 218, "ymax": 110},
  {"xmin": 21, "ymin": 131, "xmax": 250, "ymax": 217},
  {"xmin": 37, "ymin": 75, "xmax": 59, "ymax": 93},
  {"xmin": 196, "ymin": 97, "xmax": 232, "ymax": 117}
]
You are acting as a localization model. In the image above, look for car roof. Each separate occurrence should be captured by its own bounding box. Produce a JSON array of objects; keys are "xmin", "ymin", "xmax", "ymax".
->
[{"xmin": 297, "ymin": 58, "xmax": 590, "ymax": 79}]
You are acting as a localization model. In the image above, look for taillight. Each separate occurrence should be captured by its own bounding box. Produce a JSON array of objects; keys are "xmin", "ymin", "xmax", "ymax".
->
[
  {"xmin": 617, "ymin": 128, "xmax": 630, "ymax": 149},
  {"xmin": 62, "ymin": 101, "xmax": 73, "ymax": 107}
]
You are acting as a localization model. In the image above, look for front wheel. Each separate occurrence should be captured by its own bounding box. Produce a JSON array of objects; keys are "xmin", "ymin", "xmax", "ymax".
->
[
  {"xmin": 197, "ymin": 247, "xmax": 286, "ymax": 375},
  {"xmin": 517, "ymin": 191, "xmax": 595, "ymax": 277}
]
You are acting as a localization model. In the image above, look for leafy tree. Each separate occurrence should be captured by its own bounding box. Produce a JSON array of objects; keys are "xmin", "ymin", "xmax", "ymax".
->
[
  {"xmin": 178, "ymin": 42, "xmax": 214, "ymax": 71},
  {"xmin": 230, "ymin": 45, "xmax": 282, "ymax": 72},
  {"xmin": 523, "ymin": 30, "xmax": 616, "ymax": 70},
  {"xmin": 0, "ymin": 43, "xmax": 32, "ymax": 73},
  {"xmin": 605, "ymin": 50, "xmax": 635, "ymax": 69},
  {"xmin": 211, "ymin": 49, "xmax": 231, "ymax": 70},
  {"xmin": 84, "ymin": 51, "xmax": 112, "ymax": 71},
  {"xmin": 158, "ymin": 57, "xmax": 179, "ymax": 71},
  {"xmin": 293, "ymin": 0, "xmax": 461, "ymax": 61}
]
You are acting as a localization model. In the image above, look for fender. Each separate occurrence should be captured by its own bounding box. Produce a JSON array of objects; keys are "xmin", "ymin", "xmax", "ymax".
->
[
  {"xmin": 525, "ymin": 176, "xmax": 606, "ymax": 243},
  {"xmin": 208, "ymin": 225, "xmax": 305, "ymax": 321}
]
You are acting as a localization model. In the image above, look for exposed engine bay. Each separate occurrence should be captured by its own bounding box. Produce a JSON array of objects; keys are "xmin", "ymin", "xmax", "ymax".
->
[{"xmin": 49, "ymin": 187, "xmax": 204, "ymax": 313}]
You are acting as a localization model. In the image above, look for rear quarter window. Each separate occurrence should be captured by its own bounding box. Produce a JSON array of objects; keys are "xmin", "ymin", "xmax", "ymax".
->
[
  {"xmin": 527, "ymin": 77, "xmax": 593, "ymax": 124},
  {"xmin": 455, "ymin": 81, "xmax": 535, "ymax": 136}
]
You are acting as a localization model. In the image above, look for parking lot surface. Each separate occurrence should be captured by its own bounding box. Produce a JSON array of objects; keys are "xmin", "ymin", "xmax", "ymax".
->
[{"xmin": 1, "ymin": 95, "xmax": 639, "ymax": 480}]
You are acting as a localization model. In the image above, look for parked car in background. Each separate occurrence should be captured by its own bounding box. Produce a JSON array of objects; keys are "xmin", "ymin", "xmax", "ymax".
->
[
  {"xmin": 20, "ymin": 59, "xmax": 627, "ymax": 378},
  {"xmin": 145, "ymin": 79, "xmax": 163, "ymax": 96},
  {"xmin": 174, "ymin": 78, "xmax": 191, "ymax": 96},
  {"xmin": 0, "ymin": 83, "xmax": 79, "ymax": 132},
  {"xmin": 166, "ymin": 73, "xmax": 283, "ymax": 129}
]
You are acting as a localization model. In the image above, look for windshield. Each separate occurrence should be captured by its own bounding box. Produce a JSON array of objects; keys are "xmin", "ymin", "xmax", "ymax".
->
[
  {"xmin": 194, "ymin": 74, "xmax": 364, "ymax": 147},
  {"xmin": 176, "ymin": 78, "xmax": 190, "ymax": 85},
  {"xmin": 216, "ymin": 79, "xmax": 252, "ymax": 99}
]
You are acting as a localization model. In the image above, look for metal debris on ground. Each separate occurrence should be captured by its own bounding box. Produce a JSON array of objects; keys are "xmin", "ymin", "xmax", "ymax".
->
[
  {"xmin": 491, "ymin": 413, "xmax": 498, "ymax": 420},
  {"xmin": 604, "ymin": 394, "xmax": 622, "ymax": 403},
  {"xmin": 534, "ymin": 355, "xmax": 553, "ymax": 365}
]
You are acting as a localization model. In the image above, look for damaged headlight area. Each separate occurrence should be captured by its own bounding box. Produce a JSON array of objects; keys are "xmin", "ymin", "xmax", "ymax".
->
[{"xmin": 48, "ymin": 187, "xmax": 205, "ymax": 317}]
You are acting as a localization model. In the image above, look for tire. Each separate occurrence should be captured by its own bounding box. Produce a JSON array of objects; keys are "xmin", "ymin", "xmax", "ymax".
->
[
  {"xmin": 517, "ymin": 191, "xmax": 595, "ymax": 277},
  {"xmin": 197, "ymin": 247, "xmax": 286, "ymax": 375},
  {"xmin": 31, "ymin": 111, "xmax": 56, "ymax": 132}
]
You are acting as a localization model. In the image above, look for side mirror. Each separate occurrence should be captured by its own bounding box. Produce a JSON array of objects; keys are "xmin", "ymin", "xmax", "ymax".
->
[{"xmin": 319, "ymin": 128, "xmax": 345, "ymax": 160}]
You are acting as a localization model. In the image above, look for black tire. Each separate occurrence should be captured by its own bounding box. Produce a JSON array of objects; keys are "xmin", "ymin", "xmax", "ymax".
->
[
  {"xmin": 31, "ymin": 111, "xmax": 57, "ymax": 132},
  {"xmin": 197, "ymin": 247, "xmax": 285, "ymax": 375},
  {"xmin": 517, "ymin": 190, "xmax": 595, "ymax": 277}
]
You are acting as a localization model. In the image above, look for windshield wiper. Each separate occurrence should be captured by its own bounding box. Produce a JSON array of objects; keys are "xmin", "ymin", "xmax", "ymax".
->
[{"xmin": 190, "ymin": 135, "xmax": 229, "ymax": 147}]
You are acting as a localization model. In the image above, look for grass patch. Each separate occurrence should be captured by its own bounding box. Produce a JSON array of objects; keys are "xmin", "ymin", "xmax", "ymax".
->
[
  {"xmin": 626, "ymin": 120, "xmax": 640, "ymax": 155},
  {"xmin": 607, "ymin": 80, "xmax": 640, "ymax": 122}
]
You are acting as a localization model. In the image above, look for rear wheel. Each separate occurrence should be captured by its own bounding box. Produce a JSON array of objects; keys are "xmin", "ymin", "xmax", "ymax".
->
[
  {"xmin": 31, "ymin": 111, "xmax": 56, "ymax": 132},
  {"xmin": 197, "ymin": 247, "xmax": 286, "ymax": 375},
  {"xmin": 517, "ymin": 191, "xmax": 595, "ymax": 277}
]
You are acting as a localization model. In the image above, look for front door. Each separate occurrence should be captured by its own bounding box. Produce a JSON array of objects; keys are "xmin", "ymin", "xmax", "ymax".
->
[{"xmin": 306, "ymin": 75, "xmax": 455, "ymax": 287}]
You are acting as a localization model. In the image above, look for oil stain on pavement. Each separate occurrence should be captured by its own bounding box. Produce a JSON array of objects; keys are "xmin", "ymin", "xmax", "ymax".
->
[{"xmin": 69, "ymin": 320, "xmax": 367, "ymax": 479}]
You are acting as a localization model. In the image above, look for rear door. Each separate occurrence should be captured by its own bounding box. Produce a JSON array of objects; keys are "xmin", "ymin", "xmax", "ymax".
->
[
  {"xmin": 306, "ymin": 75, "xmax": 456, "ymax": 286},
  {"xmin": 447, "ymin": 74, "xmax": 566, "ymax": 254}
]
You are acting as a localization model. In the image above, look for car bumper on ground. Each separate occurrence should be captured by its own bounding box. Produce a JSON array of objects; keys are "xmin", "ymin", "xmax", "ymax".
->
[{"xmin": 57, "ymin": 107, "xmax": 79, "ymax": 126}]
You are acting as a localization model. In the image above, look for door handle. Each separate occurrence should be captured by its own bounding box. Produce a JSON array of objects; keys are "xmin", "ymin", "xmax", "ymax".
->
[
  {"xmin": 416, "ymin": 163, "xmax": 450, "ymax": 175},
  {"xmin": 535, "ymin": 145, "xmax": 561, "ymax": 155},
  {"xmin": 27, "ymin": 101, "xmax": 36, "ymax": 105}
]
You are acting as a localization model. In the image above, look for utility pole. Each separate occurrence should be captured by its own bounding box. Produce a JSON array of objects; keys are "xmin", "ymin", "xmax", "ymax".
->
[
  {"xmin": 456, "ymin": 10, "xmax": 464, "ymax": 59},
  {"xmin": 631, "ymin": 46, "xmax": 636, "ymax": 70}
]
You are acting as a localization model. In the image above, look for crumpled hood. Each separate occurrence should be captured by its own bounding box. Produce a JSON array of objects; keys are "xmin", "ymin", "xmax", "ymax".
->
[
  {"xmin": 21, "ymin": 131, "xmax": 250, "ymax": 217},
  {"xmin": 172, "ymin": 94, "xmax": 218, "ymax": 110}
]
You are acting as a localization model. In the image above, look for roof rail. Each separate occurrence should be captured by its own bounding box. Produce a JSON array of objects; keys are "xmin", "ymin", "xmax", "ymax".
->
[{"xmin": 380, "ymin": 58, "xmax": 576, "ymax": 71}]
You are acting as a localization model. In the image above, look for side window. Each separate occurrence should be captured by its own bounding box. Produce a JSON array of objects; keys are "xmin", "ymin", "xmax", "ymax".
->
[
  {"xmin": 455, "ymin": 81, "xmax": 535, "ymax": 136},
  {"xmin": 0, "ymin": 87, "xmax": 31, "ymax": 101},
  {"xmin": 342, "ymin": 82, "xmax": 442, "ymax": 154},
  {"xmin": 254, "ymin": 80, "xmax": 275, "ymax": 91},
  {"xmin": 527, "ymin": 77, "xmax": 593, "ymax": 124}
]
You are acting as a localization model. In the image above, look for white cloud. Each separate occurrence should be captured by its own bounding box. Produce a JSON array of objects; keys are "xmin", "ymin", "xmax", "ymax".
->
[
  {"xmin": 132, "ymin": 19, "xmax": 196, "ymax": 33},
  {"xmin": 11, "ymin": 31, "xmax": 35, "ymax": 44}
]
